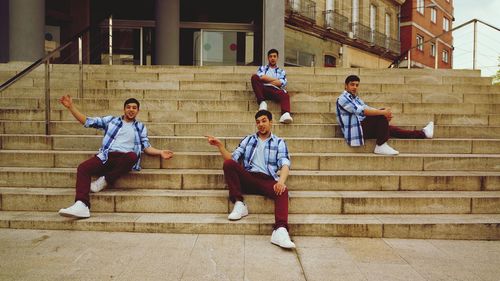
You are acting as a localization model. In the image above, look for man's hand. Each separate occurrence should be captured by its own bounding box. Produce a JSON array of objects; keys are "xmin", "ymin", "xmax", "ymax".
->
[
  {"xmin": 383, "ymin": 108, "xmax": 393, "ymax": 121},
  {"xmin": 273, "ymin": 182, "xmax": 287, "ymax": 196},
  {"xmin": 205, "ymin": 135, "xmax": 223, "ymax": 147},
  {"xmin": 59, "ymin": 95, "xmax": 73, "ymax": 109},
  {"xmin": 269, "ymin": 79, "xmax": 282, "ymax": 87},
  {"xmin": 160, "ymin": 150, "xmax": 174, "ymax": 160}
]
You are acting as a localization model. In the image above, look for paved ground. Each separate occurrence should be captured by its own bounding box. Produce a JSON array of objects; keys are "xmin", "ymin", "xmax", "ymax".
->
[{"xmin": 0, "ymin": 229, "xmax": 499, "ymax": 281}]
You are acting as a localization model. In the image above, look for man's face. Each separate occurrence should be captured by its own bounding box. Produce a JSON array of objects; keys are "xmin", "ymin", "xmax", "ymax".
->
[
  {"xmin": 267, "ymin": 53, "xmax": 278, "ymax": 66},
  {"xmin": 123, "ymin": 103, "xmax": 139, "ymax": 121},
  {"xmin": 255, "ymin": 115, "xmax": 272, "ymax": 136},
  {"xmin": 345, "ymin": 81, "xmax": 360, "ymax": 95}
]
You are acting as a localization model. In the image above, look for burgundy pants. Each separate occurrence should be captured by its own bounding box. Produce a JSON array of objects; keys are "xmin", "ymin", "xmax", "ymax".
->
[
  {"xmin": 361, "ymin": 115, "xmax": 426, "ymax": 145},
  {"xmin": 223, "ymin": 159, "xmax": 289, "ymax": 230},
  {"xmin": 75, "ymin": 152, "xmax": 138, "ymax": 208},
  {"xmin": 251, "ymin": 74, "xmax": 291, "ymax": 115}
]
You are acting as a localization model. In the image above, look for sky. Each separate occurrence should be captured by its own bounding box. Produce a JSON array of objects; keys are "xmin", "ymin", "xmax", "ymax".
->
[{"xmin": 452, "ymin": 0, "xmax": 500, "ymax": 77}]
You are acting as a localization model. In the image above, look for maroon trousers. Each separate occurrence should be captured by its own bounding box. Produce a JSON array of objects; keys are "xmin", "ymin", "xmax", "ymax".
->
[
  {"xmin": 361, "ymin": 115, "xmax": 426, "ymax": 145},
  {"xmin": 223, "ymin": 159, "xmax": 289, "ymax": 230},
  {"xmin": 251, "ymin": 74, "xmax": 291, "ymax": 115},
  {"xmin": 75, "ymin": 152, "xmax": 138, "ymax": 208}
]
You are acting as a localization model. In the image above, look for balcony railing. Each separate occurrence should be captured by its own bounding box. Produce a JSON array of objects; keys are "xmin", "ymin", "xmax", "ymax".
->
[
  {"xmin": 386, "ymin": 37, "xmax": 401, "ymax": 54},
  {"xmin": 286, "ymin": 0, "xmax": 316, "ymax": 22},
  {"xmin": 350, "ymin": 22, "xmax": 372, "ymax": 42},
  {"xmin": 371, "ymin": 30, "xmax": 387, "ymax": 48},
  {"xmin": 324, "ymin": 10, "xmax": 349, "ymax": 34}
]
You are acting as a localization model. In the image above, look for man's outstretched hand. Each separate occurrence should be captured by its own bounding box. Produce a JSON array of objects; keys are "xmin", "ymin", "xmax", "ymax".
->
[{"xmin": 58, "ymin": 95, "xmax": 73, "ymax": 108}]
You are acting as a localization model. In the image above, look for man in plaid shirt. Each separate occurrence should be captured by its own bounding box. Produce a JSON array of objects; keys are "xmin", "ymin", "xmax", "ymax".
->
[
  {"xmin": 206, "ymin": 110, "xmax": 295, "ymax": 249},
  {"xmin": 251, "ymin": 49, "xmax": 293, "ymax": 124},
  {"xmin": 57, "ymin": 95, "xmax": 174, "ymax": 218},
  {"xmin": 336, "ymin": 75, "xmax": 434, "ymax": 155}
]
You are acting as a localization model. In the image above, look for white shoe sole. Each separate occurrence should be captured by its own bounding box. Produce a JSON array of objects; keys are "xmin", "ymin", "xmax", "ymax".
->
[
  {"xmin": 228, "ymin": 212, "xmax": 248, "ymax": 221},
  {"xmin": 58, "ymin": 210, "xmax": 90, "ymax": 218},
  {"xmin": 271, "ymin": 239, "xmax": 296, "ymax": 249}
]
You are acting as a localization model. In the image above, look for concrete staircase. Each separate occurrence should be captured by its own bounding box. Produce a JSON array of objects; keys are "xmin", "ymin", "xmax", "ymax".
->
[{"xmin": 1, "ymin": 64, "xmax": 499, "ymax": 240}]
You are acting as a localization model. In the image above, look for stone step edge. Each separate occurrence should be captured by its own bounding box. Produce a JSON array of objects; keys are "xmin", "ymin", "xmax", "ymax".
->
[{"xmin": 0, "ymin": 211, "xmax": 499, "ymax": 240}]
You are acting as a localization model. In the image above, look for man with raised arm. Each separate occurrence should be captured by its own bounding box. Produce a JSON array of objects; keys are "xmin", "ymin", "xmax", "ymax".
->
[
  {"xmin": 58, "ymin": 95, "xmax": 173, "ymax": 218},
  {"xmin": 251, "ymin": 48, "xmax": 293, "ymax": 124},
  {"xmin": 206, "ymin": 110, "xmax": 295, "ymax": 249},
  {"xmin": 336, "ymin": 75, "xmax": 434, "ymax": 155}
]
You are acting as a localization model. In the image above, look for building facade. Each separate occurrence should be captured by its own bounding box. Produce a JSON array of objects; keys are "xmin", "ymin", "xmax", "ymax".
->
[
  {"xmin": 1, "ymin": 0, "xmax": 411, "ymax": 69},
  {"xmin": 285, "ymin": 0, "xmax": 404, "ymax": 68},
  {"xmin": 399, "ymin": 0, "xmax": 454, "ymax": 68}
]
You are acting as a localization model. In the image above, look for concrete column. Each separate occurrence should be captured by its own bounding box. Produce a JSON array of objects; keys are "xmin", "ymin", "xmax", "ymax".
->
[
  {"xmin": 9, "ymin": 0, "xmax": 45, "ymax": 62},
  {"xmin": 155, "ymin": 0, "xmax": 179, "ymax": 65},
  {"xmin": 0, "ymin": 0, "xmax": 9, "ymax": 63},
  {"xmin": 262, "ymin": 0, "xmax": 285, "ymax": 65}
]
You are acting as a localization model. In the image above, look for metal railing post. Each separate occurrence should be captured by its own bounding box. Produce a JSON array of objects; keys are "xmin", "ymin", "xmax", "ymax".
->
[
  {"xmin": 473, "ymin": 20, "xmax": 477, "ymax": 70},
  {"xmin": 78, "ymin": 36, "xmax": 83, "ymax": 98},
  {"xmin": 44, "ymin": 59, "xmax": 51, "ymax": 135},
  {"xmin": 109, "ymin": 15, "xmax": 113, "ymax": 65},
  {"xmin": 140, "ymin": 27, "xmax": 144, "ymax": 65}
]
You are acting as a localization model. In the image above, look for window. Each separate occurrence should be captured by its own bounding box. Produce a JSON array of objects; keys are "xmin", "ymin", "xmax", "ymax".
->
[
  {"xmin": 430, "ymin": 43, "xmax": 436, "ymax": 57},
  {"xmin": 443, "ymin": 17, "xmax": 450, "ymax": 31},
  {"xmin": 431, "ymin": 8, "xmax": 437, "ymax": 23},
  {"xmin": 352, "ymin": 0, "xmax": 359, "ymax": 23},
  {"xmin": 370, "ymin": 4, "xmax": 377, "ymax": 31},
  {"xmin": 416, "ymin": 35, "xmax": 424, "ymax": 51},
  {"xmin": 385, "ymin": 14, "xmax": 391, "ymax": 36},
  {"xmin": 324, "ymin": 55, "xmax": 336, "ymax": 67},
  {"xmin": 442, "ymin": 50, "xmax": 449, "ymax": 63},
  {"xmin": 417, "ymin": 0, "xmax": 425, "ymax": 14}
]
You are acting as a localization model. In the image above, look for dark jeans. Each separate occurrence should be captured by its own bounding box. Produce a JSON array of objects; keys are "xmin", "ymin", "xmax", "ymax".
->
[
  {"xmin": 223, "ymin": 159, "xmax": 289, "ymax": 230},
  {"xmin": 75, "ymin": 152, "xmax": 138, "ymax": 208},
  {"xmin": 251, "ymin": 74, "xmax": 291, "ymax": 115},
  {"xmin": 361, "ymin": 115, "xmax": 426, "ymax": 145}
]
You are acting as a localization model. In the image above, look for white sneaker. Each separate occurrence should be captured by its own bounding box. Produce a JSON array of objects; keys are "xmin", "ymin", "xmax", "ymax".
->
[
  {"xmin": 90, "ymin": 176, "xmax": 107, "ymax": 193},
  {"xmin": 58, "ymin": 201, "xmax": 90, "ymax": 218},
  {"xmin": 228, "ymin": 201, "xmax": 248, "ymax": 220},
  {"xmin": 423, "ymin": 121, "xmax": 434, "ymax": 139},
  {"xmin": 259, "ymin": 101, "xmax": 268, "ymax": 111},
  {"xmin": 279, "ymin": 112, "xmax": 293, "ymax": 124},
  {"xmin": 271, "ymin": 227, "xmax": 296, "ymax": 249},
  {"xmin": 374, "ymin": 142, "xmax": 399, "ymax": 155}
]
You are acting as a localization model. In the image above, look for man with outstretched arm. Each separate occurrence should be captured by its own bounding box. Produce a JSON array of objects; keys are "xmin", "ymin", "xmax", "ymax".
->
[
  {"xmin": 336, "ymin": 75, "xmax": 434, "ymax": 155},
  {"xmin": 206, "ymin": 110, "xmax": 295, "ymax": 249},
  {"xmin": 251, "ymin": 48, "xmax": 293, "ymax": 124},
  {"xmin": 58, "ymin": 95, "xmax": 173, "ymax": 218}
]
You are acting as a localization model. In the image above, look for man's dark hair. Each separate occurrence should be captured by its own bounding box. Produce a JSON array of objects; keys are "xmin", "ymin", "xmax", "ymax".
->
[
  {"xmin": 255, "ymin": 110, "xmax": 273, "ymax": 121},
  {"xmin": 124, "ymin": 98, "xmax": 140, "ymax": 109},
  {"xmin": 345, "ymin": 75, "xmax": 360, "ymax": 84},
  {"xmin": 267, "ymin": 49, "xmax": 279, "ymax": 56}
]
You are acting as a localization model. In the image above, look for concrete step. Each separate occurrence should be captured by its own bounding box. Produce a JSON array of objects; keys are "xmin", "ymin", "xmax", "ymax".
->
[
  {"xmin": 0, "ymin": 211, "xmax": 498, "ymax": 239},
  {"xmin": 3, "ymin": 135, "xmax": 500, "ymax": 154},
  {"xmin": 1, "ymin": 150, "xmax": 500, "ymax": 172},
  {"xmin": 2, "ymin": 108, "xmax": 500, "ymax": 127},
  {"xmin": 1, "ymin": 71, "xmax": 492, "ymax": 86},
  {"xmin": 1, "ymin": 187, "xmax": 499, "ymax": 215},
  {"xmin": 0, "ymin": 167, "xmax": 498, "ymax": 191},
  {"xmin": 2, "ymin": 121, "xmax": 500, "ymax": 139}
]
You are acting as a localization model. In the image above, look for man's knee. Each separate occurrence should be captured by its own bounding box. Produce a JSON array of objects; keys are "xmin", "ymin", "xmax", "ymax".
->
[
  {"xmin": 251, "ymin": 74, "xmax": 259, "ymax": 82},
  {"xmin": 223, "ymin": 159, "xmax": 238, "ymax": 171}
]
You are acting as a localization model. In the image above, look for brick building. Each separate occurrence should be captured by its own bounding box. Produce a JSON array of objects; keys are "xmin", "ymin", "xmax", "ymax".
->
[{"xmin": 399, "ymin": 0, "xmax": 454, "ymax": 68}]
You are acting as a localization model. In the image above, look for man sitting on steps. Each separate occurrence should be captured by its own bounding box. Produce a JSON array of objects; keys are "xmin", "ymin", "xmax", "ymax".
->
[
  {"xmin": 57, "ymin": 95, "xmax": 174, "ymax": 218},
  {"xmin": 335, "ymin": 75, "xmax": 434, "ymax": 155},
  {"xmin": 251, "ymin": 48, "xmax": 293, "ymax": 124},
  {"xmin": 205, "ymin": 110, "xmax": 295, "ymax": 249}
]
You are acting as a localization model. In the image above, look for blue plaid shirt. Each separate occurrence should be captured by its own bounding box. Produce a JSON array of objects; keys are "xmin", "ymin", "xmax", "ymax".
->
[
  {"xmin": 257, "ymin": 65, "xmax": 288, "ymax": 92},
  {"xmin": 335, "ymin": 90, "xmax": 371, "ymax": 147},
  {"xmin": 84, "ymin": 116, "xmax": 151, "ymax": 171},
  {"xmin": 232, "ymin": 133, "xmax": 291, "ymax": 181}
]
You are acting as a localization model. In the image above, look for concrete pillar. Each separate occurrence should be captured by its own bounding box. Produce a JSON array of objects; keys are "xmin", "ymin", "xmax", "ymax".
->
[
  {"xmin": 155, "ymin": 0, "xmax": 179, "ymax": 65},
  {"xmin": 9, "ymin": 0, "xmax": 45, "ymax": 62},
  {"xmin": 0, "ymin": 0, "xmax": 9, "ymax": 63},
  {"xmin": 262, "ymin": 0, "xmax": 285, "ymax": 65}
]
